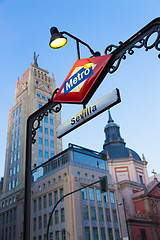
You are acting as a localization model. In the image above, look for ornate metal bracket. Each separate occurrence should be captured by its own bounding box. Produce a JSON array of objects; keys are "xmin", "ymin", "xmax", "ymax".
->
[
  {"xmin": 105, "ymin": 17, "xmax": 160, "ymax": 73},
  {"xmin": 31, "ymin": 88, "xmax": 62, "ymax": 144}
]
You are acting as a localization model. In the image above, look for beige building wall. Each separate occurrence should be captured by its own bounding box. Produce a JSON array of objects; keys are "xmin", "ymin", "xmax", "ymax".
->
[
  {"xmin": 0, "ymin": 61, "xmax": 62, "ymax": 240},
  {"xmin": 2, "ymin": 63, "xmax": 62, "ymax": 194},
  {"xmin": 30, "ymin": 147, "xmax": 128, "ymax": 240}
]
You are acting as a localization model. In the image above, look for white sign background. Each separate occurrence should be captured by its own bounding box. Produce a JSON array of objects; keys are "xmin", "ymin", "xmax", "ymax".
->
[{"xmin": 57, "ymin": 88, "xmax": 121, "ymax": 138}]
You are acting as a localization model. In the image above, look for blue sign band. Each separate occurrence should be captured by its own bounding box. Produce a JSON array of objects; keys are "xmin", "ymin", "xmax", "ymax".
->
[{"xmin": 64, "ymin": 66, "xmax": 93, "ymax": 95}]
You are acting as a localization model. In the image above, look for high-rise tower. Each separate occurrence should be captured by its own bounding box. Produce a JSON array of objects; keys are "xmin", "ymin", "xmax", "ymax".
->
[{"xmin": 2, "ymin": 54, "xmax": 62, "ymax": 194}]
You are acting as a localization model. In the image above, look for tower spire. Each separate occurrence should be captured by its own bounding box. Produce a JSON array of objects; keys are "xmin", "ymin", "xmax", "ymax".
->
[{"xmin": 108, "ymin": 109, "xmax": 114, "ymax": 123}]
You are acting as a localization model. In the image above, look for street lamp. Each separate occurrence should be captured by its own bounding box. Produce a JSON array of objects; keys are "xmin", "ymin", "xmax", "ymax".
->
[
  {"xmin": 49, "ymin": 26, "xmax": 101, "ymax": 59},
  {"xmin": 23, "ymin": 18, "xmax": 160, "ymax": 240}
]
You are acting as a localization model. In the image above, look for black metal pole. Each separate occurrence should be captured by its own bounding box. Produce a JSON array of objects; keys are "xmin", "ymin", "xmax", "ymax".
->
[
  {"xmin": 23, "ymin": 100, "xmax": 61, "ymax": 240},
  {"xmin": 24, "ymin": 116, "xmax": 32, "ymax": 240}
]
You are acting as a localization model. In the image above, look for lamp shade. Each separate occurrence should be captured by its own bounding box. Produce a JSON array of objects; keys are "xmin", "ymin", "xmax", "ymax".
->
[{"xmin": 49, "ymin": 27, "xmax": 67, "ymax": 49}]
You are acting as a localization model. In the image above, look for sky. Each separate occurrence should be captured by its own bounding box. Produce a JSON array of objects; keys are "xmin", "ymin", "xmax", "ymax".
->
[{"xmin": 0, "ymin": 0, "xmax": 160, "ymax": 179}]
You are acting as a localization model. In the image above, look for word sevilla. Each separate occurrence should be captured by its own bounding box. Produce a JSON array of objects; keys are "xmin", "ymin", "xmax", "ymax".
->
[
  {"xmin": 71, "ymin": 105, "xmax": 97, "ymax": 125},
  {"xmin": 64, "ymin": 66, "xmax": 93, "ymax": 95}
]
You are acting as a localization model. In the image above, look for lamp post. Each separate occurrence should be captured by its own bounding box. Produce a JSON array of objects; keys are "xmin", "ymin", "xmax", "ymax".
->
[
  {"xmin": 48, "ymin": 17, "xmax": 160, "ymax": 240},
  {"xmin": 23, "ymin": 17, "xmax": 160, "ymax": 240}
]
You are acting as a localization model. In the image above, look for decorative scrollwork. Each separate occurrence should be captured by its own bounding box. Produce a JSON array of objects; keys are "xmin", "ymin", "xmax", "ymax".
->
[
  {"xmin": 105, "ymin": 41, "xmax": 123, "ymax": 55},
  {"xmin": 108, "ymin": 53, "xmax": 126, "ymax": 74},
  {"xmin": 104, "ymin": 18, "xmax": 160, "ymax": 74},
  {"xmin": 32, "ymin": 88, "xmax": 62, "ymax": 144}
]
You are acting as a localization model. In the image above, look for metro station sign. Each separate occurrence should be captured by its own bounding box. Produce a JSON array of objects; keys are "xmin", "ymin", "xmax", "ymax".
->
[
  {"xmin": 57, "ymin": 88, "xmax": 121, "ymax": 138},
  {"xmin": 53, "ymin": 55, "xmax": 112, "ymax": 105}
]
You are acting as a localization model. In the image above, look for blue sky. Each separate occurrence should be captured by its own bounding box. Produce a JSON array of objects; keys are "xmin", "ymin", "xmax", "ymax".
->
[{"xmin": 0, "ymin": 0, "xmax": 160, "ymax": 178}]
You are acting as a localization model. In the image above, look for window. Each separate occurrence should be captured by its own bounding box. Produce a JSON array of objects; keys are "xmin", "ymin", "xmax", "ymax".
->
[
  {"xmin": 61, "ymin": 208, "xmax": 65, "ymax": 222},
  {"xmin": 140, "ymin": 229, "xmax": 147, "ymax": 240},
  {"xmin": 54, "ymin": 190, "xmax": 58, "ymax": 204},
  {"xmin": 112, "ymin": 210, "xmax": 118, "ymax": 222},
  {"xmin": 85, "ymin": 227, "xmax": 90, "ymax": 240},
  {"xmin": 39, "ymin": 150, "xmax": 43, "ymax": 157},
  {"xmin": 98, "ymin": 207, "xmax": 104, "ymax": 221},
  {"xmin": 19, "ymin": 105, "xmax": 22, "ymax": 113},
  {"xmin": 84, "ymin": 173, "xmax": 88, "ymax": 179},
  {"xmin": 50, "ymin": 152, "xmax": 54, "ymax": 158},
  {"xmin": 44, "ymin": 214, "xmax": 47, "ymax": 228},
  {"xmin": 108, "ymin": 228, "xmax": 113, "ymax": 240},
  {"xmin": 58, "ymin": 176, "xmax": 61, "ymax": 181},
  {"xmin": 44, "ymin": 128, "xmax": 48, "ymax": 134},
  {"xmin": 43, "ymin": 195, "xmax": 47, "ymax": 209},
  {"xmin": 55, "ymin": 210, "xmax": 58, "ymax": 224},
  {"xmin": 50, "ymin": 118, "xmax": 53, "ymax": 125},
  {"xmin": 49, "ymin": 232, "xmax": 53, "ymax": 240},
  {"xmin": 13, "ymin": 225, "xmax": 16, "ymax": 238},
  {"xmin": 106, "ymin": 208, "xmax": 111, "ymax": 221},
  {"xmin": 42, "ymin": 95, "xmax": 45, "ymax": 100},
  {"xmin": 55, "ymin": 231, "xmax": 59, "ymax": 240},
  {"xmin": 83, "ymin": 205, "xmax": 89, "ymax": 220},
  {"xmin": 43, "ymin": 183, "xmax": 46, "ymax": 189},
  {"xmin": 49, "ymin": 193, "xmax": 52, "ymax": 207},
  {"xmin": 103, "ymin": 192, "xmax": 108, "ymax": 202},
  {"xmin": 96, "ymin": 189, "xmax": 101, "ymax": 201},
  {"xmin": 45, "ymin": 139, "xmax": 48, "ymax": 146},
  {"xmin": 110, "ymin": 192, "xmax": 115, "ymax": 204},
  {"xmin": 37, "ymin": 93, "xmax": 40, "ymax": 97},
  {"xmin": 60, "ymin": 188, "xmax": 64, "ymax": 200},
  {"xmin": 93, "ymin": 227, "xmax": 98, "ymax": 240},
  {"xmin": 50, "ymin": 129, "xmax": 54, "ymax": 136},
  {"xmin": 38, "ymin": 216, "xmax": 42, "ymax": 229},
  {"xmin": 89, "ymin": 188, "xmax": 94, "ymax": 200},
  {"xmin": 38, "ymin": 197, "xmax": 42, "ymax": 211},
  {"xmin": 92, "ymin": 175, "xmax": 95, "ymax": 180},
  {"xmin": 77, "ymin": 172, "xmax": 80, "ymax": 177},
  {"xmin": 91, "ymin": 206, "xmax": 96, "ymax": 220},
  {"xmin": 33, "ymin": 218, "xmax": 36, "ymax": 231},
  {"xmin": 39, "ymin": 103, "xmax": 42, "ymax": 109},
  {"xmin": 101, "ymin": 228, "xmax": 106, "ymax": 240},
  {"xmin": 115, "ymin": 229, "xmax": 120, "ymax": 239},
  {"xmin": 33, "ymin": 200, "xmax": 37, "ymax": 213},
  {"xmin": 14, "ymin": 208, "xmax": 16, "ymax": 221},
  {"xmin": 10, "ymin": 210, "xmax": 12, "ymax": 222},
  {"xmin": 39, "ymin": 126, "xmax": 42, "ymax": 132},
  {"xmin": 45, "ymin": 151, "xmax": 49, "ymax": 159},
  {"xmin": 81, "ymin": 188, "xmax": 87, "ymax": 200},
  {"xmin": 50, "ymin": 140, "xmax": 54, "ymax": 148},
  {"xmin": 139, "ymin": 175, "xmax": 143, "ymax": 184},
  {"xmin": 39, "ymin": 137, "xmax": 43, "ymax": 144},
  {"xmin": 13, "ymin": 111, "xmax": 15, "ymax": 118},
  {"xmin": 44, "ymin": 117, "xmax": 48, "ymax": 123}
]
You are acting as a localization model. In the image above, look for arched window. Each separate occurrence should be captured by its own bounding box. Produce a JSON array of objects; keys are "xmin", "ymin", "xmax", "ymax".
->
[{"xmin": 84, "ymin": 173, "xmax": 88, "ymax": 179}]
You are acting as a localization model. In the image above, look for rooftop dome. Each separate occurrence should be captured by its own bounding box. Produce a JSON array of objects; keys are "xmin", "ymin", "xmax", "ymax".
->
[{"xmin": 101, "ymin": 110, "xmax": 142, "ymax": 161}]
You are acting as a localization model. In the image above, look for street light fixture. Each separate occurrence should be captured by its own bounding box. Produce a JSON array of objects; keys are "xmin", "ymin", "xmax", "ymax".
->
[
  {"xmin": 49, "ymin": 27, "xmax": 67, "ymax": 49},
  {"xmin": 49, "ymin": 26, "xmax": 101, "ymax": 59}
]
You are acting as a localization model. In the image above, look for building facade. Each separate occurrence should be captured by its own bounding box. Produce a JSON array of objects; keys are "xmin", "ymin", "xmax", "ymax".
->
[
  {"xmin": 30, "ymin": 144, "xmax": 128, "ymax": 240},
  {"xmin": 0, "ymin": 56, "xmax": 62, "ymax": 239},
  {"xmin": 102, "ymin": 110, "xmax": 160, "ymax": 240}
]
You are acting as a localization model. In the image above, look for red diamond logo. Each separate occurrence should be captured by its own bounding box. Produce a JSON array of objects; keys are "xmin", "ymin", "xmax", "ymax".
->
[{"xmin": 53, "ymin": 54, "xmax": 112, "ymax": 105}]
